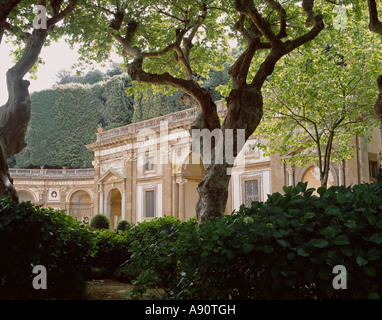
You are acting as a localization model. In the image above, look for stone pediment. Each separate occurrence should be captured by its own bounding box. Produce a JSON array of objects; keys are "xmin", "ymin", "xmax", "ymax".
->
[{"xmin": 98, "ymin": 169, "xmax": 126, "ymax": 184}]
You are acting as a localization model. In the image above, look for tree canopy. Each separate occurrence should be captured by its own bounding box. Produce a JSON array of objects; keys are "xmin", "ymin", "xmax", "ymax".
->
[{"xmin": 256, "ymin": 9, "xmax": 381, "ymax": 186}]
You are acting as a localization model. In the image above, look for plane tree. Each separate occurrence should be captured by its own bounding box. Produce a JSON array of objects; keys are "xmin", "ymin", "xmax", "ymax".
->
[
  {"xmin": 67, "ymin": 0, "xmax": 326, "ymax": 222},
  {"xmin": 367, "ymin": 0, "xmax": 382, "ymax": 125},
  {"xmin": 256, "ymin": 11, "xmax": 381, "ymax": 188},
  {"xmin": 0, "ymin": 0, "xmax": 79, "ymax": 201}
]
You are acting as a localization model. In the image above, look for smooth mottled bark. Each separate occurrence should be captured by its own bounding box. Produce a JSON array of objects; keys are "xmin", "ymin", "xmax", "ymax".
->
[
  {"xmin": 0, "ymin": 0, "xmax": 78, "ymax": 201},
  {"xmin": 0, "ymin": 29, "xmax": 47, "ymax": 201}
]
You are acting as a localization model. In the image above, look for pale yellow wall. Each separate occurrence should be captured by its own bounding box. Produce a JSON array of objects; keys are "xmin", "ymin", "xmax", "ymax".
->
[
  {"xmin": 369, "ymin": 127, "xmax": 382, "ymax": 154},
  {"xmin": 184, "ymin": 181, "xmax": 199, "ymax": 221}
]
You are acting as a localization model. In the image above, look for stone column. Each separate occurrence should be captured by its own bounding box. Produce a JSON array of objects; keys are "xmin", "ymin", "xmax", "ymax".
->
[
  {"xmin": 176, "ymin": 178, "xmax": 187, "ymax": 221},
  {"xmin": 287, "ymin": 164, "xmax": 294, "ymax": 187},
  {"xmin": 98, "ymin": 185, "xmax": 104, "ymax": 214},
  {"xmin": 378, "ymin": 150, "xmax": 382, "ymax": 168},
  {"xmin": 131, "ymin": 151, "xmax": 137, "ymax": 224},
  {"xmin": 172, "ymin": 176, "xmax": 179, "ymax": 218},
  {"xmin": 338, "ymin": 160, "xmax": 345, "ymax": 186},
  {"xmin": 121, "ymin": 189, "xmax": 126, "ymax": 221}
]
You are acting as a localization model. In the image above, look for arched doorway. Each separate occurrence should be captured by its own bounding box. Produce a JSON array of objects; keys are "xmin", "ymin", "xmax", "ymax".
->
[
  {"xmin": 69, "ymin": 190, "xmax": 92, "ymax": 222},
  {"xmin": 302, "ymin": 165, "xmax": 335, "ymax": 191},
  {"xmin": 108, "ymin": 188, "xmax": 122, "ymax": 230},
  {"xmin": 18, "ymin": 190, "xmax": 36, "ymax": 203}
]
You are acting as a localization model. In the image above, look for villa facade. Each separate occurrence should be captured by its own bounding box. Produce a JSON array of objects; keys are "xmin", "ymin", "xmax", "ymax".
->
[{"xmin": 11, "ymin": 101, "xmax": 382, "ymax": 229}]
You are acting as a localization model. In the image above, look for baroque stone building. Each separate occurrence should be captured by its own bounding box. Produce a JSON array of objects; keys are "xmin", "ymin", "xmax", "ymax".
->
[{"xmin": 11, "ymin": 101, "xmax": 382, "ymax": 229}]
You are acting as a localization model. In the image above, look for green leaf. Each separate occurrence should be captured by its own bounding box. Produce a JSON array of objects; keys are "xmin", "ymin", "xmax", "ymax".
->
[
  {"xmin": 368, "ymin": 292, "xmax": 380, "ymax": 300},
  {"xmin": 370, "ymin": 233, "xmax": 382, "ymax": 244},
  {"xmin": 356, "ymin": 256, "xmax": 368, "ymax": 266},
  {"xmin": 340, "ymin": 246, "xmax": 353, "ymax": 257},
  {"xmin": 311, "ymin": 238, "xmax": 329, "ymax": 248},
  {"xmin": 243, "ymin": 243, "xmax": 254, "ymax": 254},
  {"xmin": 322, "ymin": 226, "xmax": 336, "ymax": 240},
  {"xmin": 366, "ymin": 247, "xmax": 381, "ymax": 261},
  {"xmin": 363, "ymin": 266, "xmax": 376, "ymax": 277},
  {"xmin": 334, "ymin": 235, "xmax": 350, "ymax": 245},
  {"xmin": 344, "ymin": 220, "xmax": 357, "ymax": 230},
  {"xmin": 297, "ymin": 247, "xmax": 310, "ymax": 257},
  {"xmin": 276, "ymin": 239, "xmax": 288, "ymax": 248},
  {"xmin": 304, "ymin": 211, "xmax": 315, "ymax": 219}
]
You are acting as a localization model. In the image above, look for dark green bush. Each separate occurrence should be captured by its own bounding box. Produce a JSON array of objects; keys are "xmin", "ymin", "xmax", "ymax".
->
[
  {"xmin": 123, "ymin": 216, "xmax": 187, "ymax": 299},
  {"xmin": 124, "ymin": 182, "xmax": 382, "ymax": 300},
  {"xmin": 117, "ymin": 220, "xmax": 131, "ymax": 231},
  {"xmin": 0, "ymin": 199, "xmax": 96, "ymax": 299},
  {"xmin": 90, "ymin": 214, "xmax": 110, "ymax": 230},
  {"xmin": 173, "ymin": 182, "xmax": 382, "ymax": 299},
  {"xmin": 90, "ymin": 230, "xmax": 130, "ymax": 279}
]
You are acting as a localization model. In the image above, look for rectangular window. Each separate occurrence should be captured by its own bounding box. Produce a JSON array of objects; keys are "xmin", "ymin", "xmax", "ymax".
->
[
  {"xmin": 369, "ymin": 161, "xmax": 378, "ymax": 179},
  {"xmin": 145, "ymin": 190, "xmax": 155, "ymax": 218},
  {"xmin": 145, "ymin": 157, "xmax": 154, "ymax": 171},
  {"xmin": 244, "ymin": 180, "xmax": 259, "ymax": 207}
]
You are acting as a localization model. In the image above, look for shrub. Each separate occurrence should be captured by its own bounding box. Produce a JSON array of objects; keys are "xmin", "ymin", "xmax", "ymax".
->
[
  {"xmin": 0, "ymin": 199, "xmax": 96, "ymax": 299},
  {"xmin": 90, "ymin": 214, "xmax": 110, "ymax": 230},
  {"xmin": 123, "ymin": 216, "xmax": 187, "ymax": 299},
  {"xmin": 117, "ymin": 220, "xmax": 131, "ymax": 232},
  {"xmin": 90, "ymin": 230, "xmax": 130, "ymax": 279},
  {"xmin": 123, "ymin": 182, "xmax": 382, "ymax": 300},
  {"xmin": 173, "ymin": 182, "xmax": 382, "ymax": 299}
]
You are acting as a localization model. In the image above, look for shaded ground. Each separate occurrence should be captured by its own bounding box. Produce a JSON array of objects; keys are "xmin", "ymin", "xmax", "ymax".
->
[
  {"xmin": 85, "ymin": 279, "xmax": 166, "ymax": 300},
  {"xmin": 86, "ymin": 279, "xmax": 134, "ymax": 300}
]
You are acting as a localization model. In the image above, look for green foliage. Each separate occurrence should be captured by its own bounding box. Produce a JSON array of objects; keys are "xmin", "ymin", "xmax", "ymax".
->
[
  {"xmin": 257, "ymin": 8, "xmax": 381, "ymax": 170},
  {"xmin": 0, "ymin": 199, "xmax": 96, "ymax": 299},
  {"xmin": 90, "ymin": 230, "xmax": 130, "ymax": 279},
  {"xmin": 123, "ymin": 216, "xmax": 188, "ymax": 299},
  {"xmin": 123, "ymin": 182, "xmax": 382, "ymax": 300},
  {"xmin": 116, "ymin": 220, "xmax": 132, "ymax": 232},
  {"xmin": 90, "ymin": 214, "xmax": 110, "ymax": 231},
  {"xmin": 11, "ymin": 71, "xmax": 134, "ymax": 168},
  {"xmin": 10, "ymin": 65, "xmax": 227, "ymax": 169}
]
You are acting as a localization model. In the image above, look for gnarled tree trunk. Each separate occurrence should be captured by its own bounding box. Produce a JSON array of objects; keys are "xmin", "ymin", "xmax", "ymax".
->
[
  {"xmin": 195, "ymin": 85, "xmax": 263, "ymax": 222},
  {"xmin": 0, "ymin": 29, "xmax": 47, "ymax": 201}
]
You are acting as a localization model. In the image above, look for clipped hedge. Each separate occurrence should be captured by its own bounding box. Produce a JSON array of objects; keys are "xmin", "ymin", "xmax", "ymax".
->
[
  {"xmin": 125, "ymin": 216, "xmax": 186, "ymax": 298},
  {"xmin": 90, "ymin": 214, "xmax": 110, "ymax": 230},
  {"xmin": 90, "ymin": 229, "xmax": 130, "ymax": 279},
  {"xmin": 125, "ymin": 182, "xmax": 382, "ymax": 300},
  {"xmin": 0, "ymin": 199, "xmax": 96, "ymax": 299}
]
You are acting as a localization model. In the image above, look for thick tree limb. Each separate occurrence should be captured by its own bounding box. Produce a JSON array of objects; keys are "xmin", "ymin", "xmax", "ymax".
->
[
  {"xmin": 0, "ymin": 0, "xmax": 21, "ymax": 44},
  {"xmin": 235, "ymin": 0, "xmax": 283, "ymax": 48},
  {"xmin": 367, "ymin": 0, "xmax": 382, "ymax": 124},
  {"xmin": 264, "ymin": 0, "xmax": 287, "ymax": 38},
  {"xmin": 368, "ymin": 0, "xmax": 382, "ymax": 35},
  {"xmin": 0, "ymin": 0, "xmax": 78, "ymax": 201}
]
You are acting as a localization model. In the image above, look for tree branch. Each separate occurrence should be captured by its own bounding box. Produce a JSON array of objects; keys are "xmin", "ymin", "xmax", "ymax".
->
[
  {"xmin": 3, "ymin": 21, "xmax": 31, "ymax": 44},
  {"xmin": 368, "ymin": 0, "xmax": 382, "ymax": 36},
  {"xmin": 264, "ymin": 0, "xmax": 287, "ymax": 39},
  {"xmin": 235, "ymin": 0, "xmax": 283, "ymax": 48},
  {"xmin": 0, "ymin": 0, "xmax": 21, "ymax": 44}
]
